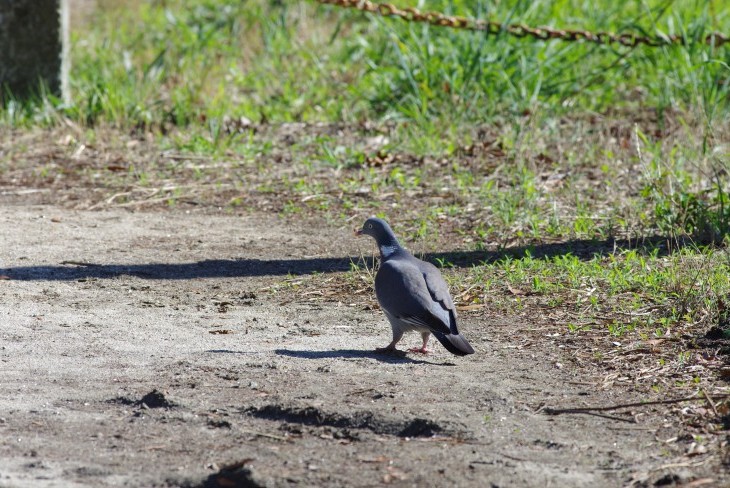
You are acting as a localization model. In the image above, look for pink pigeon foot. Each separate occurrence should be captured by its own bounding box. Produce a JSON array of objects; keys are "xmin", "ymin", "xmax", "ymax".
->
[
  {"xmin": 408, "ymin": 346, "xmax": 430, "ymax": 354},
  {"xmin": 408, "ymin": 332, "xmax": 431, "ymax": 354}
]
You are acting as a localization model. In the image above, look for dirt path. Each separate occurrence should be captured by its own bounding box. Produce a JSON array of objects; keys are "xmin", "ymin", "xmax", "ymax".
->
[{"xmin": 0, "ymin": 205, "xmax": 722, "ymax": 487}]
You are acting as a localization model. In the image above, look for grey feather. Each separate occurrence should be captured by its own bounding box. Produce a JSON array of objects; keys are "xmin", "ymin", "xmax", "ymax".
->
[{"xmin": 357, "ymin": 217, "xmax": 475, "ymax": 356}]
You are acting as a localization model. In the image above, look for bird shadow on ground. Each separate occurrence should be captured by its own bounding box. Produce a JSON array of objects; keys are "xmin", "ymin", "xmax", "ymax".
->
[
  {"xmin": 275, "ymin": 348, "xmax": 455, "ymax": 366},
  {"xmin": 3, "ymin": 235, "xmax": 690, "ymax": 281}
]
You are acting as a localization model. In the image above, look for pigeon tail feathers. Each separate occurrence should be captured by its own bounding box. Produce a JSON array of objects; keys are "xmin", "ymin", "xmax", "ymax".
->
[{"xmin": 432, "ymin": 331, "xmax": 475, "ymax": 356}]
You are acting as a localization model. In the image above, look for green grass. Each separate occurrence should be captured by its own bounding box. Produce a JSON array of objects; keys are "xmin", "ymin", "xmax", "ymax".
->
[
  {"xmin": 4, "ymin": 1, "xmax": 730, "ymax": 137},
  {"xmin": 465, "ymin": 247, "xmax": 730, "ymax": 335},
  {"xmin": 3, "ymin": 0, "xmax": 730, "ymax": 345}
]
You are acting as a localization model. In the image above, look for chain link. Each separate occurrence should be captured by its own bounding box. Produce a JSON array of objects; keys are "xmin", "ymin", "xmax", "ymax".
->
[{"xmin": 314, "ymin": 0, "xmax": 730, "ymax": 48}]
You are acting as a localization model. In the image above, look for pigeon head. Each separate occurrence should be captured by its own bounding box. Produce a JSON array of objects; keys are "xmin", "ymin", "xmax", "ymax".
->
[
  {"xmin": 356, "ymin": 217, "xmax": 393, "ymax": 240},
  {"xmin": 356, "ymin": 217, "xmax": 401, "ymax": 258}
]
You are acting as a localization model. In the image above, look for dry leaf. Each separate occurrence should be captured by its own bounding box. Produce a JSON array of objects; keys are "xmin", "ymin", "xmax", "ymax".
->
[{"xmin": 508, "ymin": 285, "xmax": 530, "ymax": 296}]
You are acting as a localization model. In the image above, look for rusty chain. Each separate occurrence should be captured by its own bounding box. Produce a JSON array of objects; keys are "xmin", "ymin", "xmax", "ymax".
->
[{"xmin": 313, "ymin": 0, "xmax": 730, "ymax": 48}]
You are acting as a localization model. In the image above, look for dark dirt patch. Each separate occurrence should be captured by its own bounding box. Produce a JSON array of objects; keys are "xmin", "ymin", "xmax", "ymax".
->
[
  {"xmin": 207, "ymin": 419, "xmax": 232, "ymax": 429},
  {"xmin": 705, "ymin": 326, "xmax": 730, "ymax": 341},
  {"xmin": 163, "ymin": 459, "xmax": 268, "ymax": 488},
  {"xmin": 652, "ymin": 473, "xmax": 683, "ymax": 486},
  {"xmin": 177, "ymin": 461, "xmax": 266, "ymax": 488},
  {"xmin": 138, "ymin": 390, "xmax": 177, "ymax": 409},
  {"xmin": 695, "ymin": 326, "xmax": 730, "ymax": 357},
  {"xmin": 246, "ymin": 404, "xmax": 446, "ymax": 438},
  {"xmin": 108, "ymin": 389, "xmax": 177, "ymax": 409}
]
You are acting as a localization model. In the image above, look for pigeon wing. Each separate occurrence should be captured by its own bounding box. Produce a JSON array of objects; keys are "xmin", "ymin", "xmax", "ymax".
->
[
  {"xmin": 416, "ymin": 259, "xmax": 456, "ymax": 312},
  {"xmin": 410, "ymin": 257, "xmax": 463, "ymax": 335},
  {"xmin": 375, "ymin": 259, "xmax": 451, "ymax": 336}
]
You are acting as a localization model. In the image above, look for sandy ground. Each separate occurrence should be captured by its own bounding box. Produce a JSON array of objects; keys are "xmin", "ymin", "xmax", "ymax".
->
[{"xmin": 0, "ymin": 205, "xmax": 725, "ymax": 487}]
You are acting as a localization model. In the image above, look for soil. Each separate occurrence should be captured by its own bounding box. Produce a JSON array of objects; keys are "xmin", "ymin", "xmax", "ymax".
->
[{"xmin": 1, "ymin": 204, "xmax": 727, "ymax": 487}]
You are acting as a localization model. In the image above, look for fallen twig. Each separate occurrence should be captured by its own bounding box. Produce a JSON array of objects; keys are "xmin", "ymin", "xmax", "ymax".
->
[
  {"xmin": 239, "ymin": 428, "xmax": 290, "ymax": 442},
  {"xmin": 162, "ymin": 153, "xmax": 212, "ymax": 161},
  {"xmin": 497, "ymin": 452, "xmax": 529, "ymax": 462},
  {"xmin": 567, "ymin": 411, "xmax": 636, "ymax": 423},
  {"xmin": 701, "ymin": 389, "xmax": 719, "ymax": 417},
  {"xmin": 60, "ymin": 260, "xmax": 101, "ymax": 267},
  {"xmin": 542, "ymin": 393, "xmax": 730, "ymax": 416}
]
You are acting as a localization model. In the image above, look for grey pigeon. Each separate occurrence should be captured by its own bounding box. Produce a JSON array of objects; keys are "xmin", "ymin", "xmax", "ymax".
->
[{"xmin": 356, "ymin": 217, "xmax": 475, "ymax": 356}]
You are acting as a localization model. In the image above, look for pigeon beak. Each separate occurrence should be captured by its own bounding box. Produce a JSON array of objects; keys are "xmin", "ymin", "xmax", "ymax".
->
[{"xmin": 354, "ymin": 228, "xmax": 363, "ymax": 236}]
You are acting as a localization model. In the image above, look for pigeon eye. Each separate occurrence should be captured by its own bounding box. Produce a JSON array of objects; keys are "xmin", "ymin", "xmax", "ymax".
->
[{"xmin": 368, "ymin": 224, "xmax": 373, "ymax": 229}]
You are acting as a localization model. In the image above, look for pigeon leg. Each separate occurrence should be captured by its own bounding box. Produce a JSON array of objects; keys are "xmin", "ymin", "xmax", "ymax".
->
[
  {"xmin": 375, "ymin": 340, "xmax": 399, "ymax": 353},
  {"xmin": 376, "ymin": 326, "xmax": 403, "ymax": 353},
  {"xmin": 408, "ymin": 332, "xmax": 431, "ymax": 354}
]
